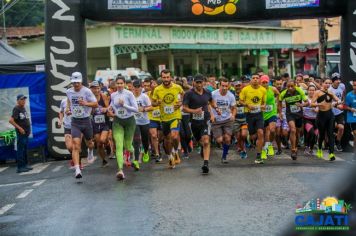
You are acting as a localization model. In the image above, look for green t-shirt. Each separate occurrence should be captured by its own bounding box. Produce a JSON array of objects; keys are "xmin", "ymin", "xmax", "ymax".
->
[{"xmin": 263, "ymin": 86, "xmax": 277, "ymax": 120}]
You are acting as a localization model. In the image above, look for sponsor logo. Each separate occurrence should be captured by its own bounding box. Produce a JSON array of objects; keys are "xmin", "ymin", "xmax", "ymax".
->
[{"xmin": 191, "ymin": 0, "xmax": 239, "ymax": 16}]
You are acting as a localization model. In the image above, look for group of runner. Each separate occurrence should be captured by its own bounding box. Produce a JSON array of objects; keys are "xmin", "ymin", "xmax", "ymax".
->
[{"xmin": 58, "ymin": 70, "xmax": 356, "ymax": 180}]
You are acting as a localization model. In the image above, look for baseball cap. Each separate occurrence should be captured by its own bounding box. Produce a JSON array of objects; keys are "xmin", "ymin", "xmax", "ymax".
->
[
  {"xmin": 331, "ymin": 72, "xmax": 341, "ymax": 82},
  {"xmin": 260, "ymin": 75, "xmax": 270, "ymax": 83},
  {"xmin": 194, "ymin": 74, "xmax": 205, "ymax": 82},
  {"xmin": 133, "ymin": 79, "xmax": 141, "ymax": 87},
  {"xmin": 90, "ymin": 81, "xmax": 100, "ymax": 88},
  {"xmin": 70, "ymin": 72, "xmax": 83, "ymax": 83},
  {"xmin": 17, "ymin": 94, "xmax": 27, "ymax": 101}
]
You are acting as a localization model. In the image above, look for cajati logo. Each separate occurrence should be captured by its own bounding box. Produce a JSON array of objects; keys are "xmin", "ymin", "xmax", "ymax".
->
[
  {"xmin": 191, "ymin": 0, "xmax": 239, "ymax": 16},
  {"xmin": 295, "ymin": 197, "xmax": 352, "ymax": 231}
]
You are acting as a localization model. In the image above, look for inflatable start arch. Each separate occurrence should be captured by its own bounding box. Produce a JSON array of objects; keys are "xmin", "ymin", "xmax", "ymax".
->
[{"xmin": 46, "ymin": 0, "xmax": 353, "ymax": 158}]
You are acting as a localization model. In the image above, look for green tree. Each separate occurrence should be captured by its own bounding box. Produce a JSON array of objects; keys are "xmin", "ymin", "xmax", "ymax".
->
[{"xmin": 0, "ymin": 0, "xmax": 44, "ymax": 27}]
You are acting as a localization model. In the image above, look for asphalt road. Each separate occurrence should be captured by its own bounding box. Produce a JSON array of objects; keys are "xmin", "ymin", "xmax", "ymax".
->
[{"xmin": 0, "ymin": 148, "xmax": 355, "ymax": 236}]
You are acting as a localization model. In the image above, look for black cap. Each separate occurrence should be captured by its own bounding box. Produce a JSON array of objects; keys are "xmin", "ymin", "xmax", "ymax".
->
[
  {"xmin": 194, "ymin": 74, "xmax": 205, "ymax": 82},
  {"xmin": 17, "ymin": 94, "xmax": 27, "ymax": 101},
  {"xmin": 133, "ymin": 79, "xmax": 141, "ymax": 87}
]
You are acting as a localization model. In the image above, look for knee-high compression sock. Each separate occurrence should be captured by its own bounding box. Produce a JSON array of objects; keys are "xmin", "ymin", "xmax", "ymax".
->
[{"xmin": 222, "ymin": 144, "xmax": 230, "ymax": 160}]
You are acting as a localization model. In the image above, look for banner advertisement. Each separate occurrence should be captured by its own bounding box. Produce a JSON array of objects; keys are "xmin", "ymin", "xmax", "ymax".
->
[
  {"xmin": 266, "ymin": 0, "xmax": 319, "ymax": 9},
  {"xmin": 108, "ymin": 0, "xmax": 162, "ymax": 10}
]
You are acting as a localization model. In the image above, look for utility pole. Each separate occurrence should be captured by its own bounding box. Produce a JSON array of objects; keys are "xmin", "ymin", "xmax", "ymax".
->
[
  {"xmin": 318, "ymin": 18, "xmax": 328, "ymax": 79},
  {"xmin": 1, "ymin": 0, "xmax": 7, "ymax": 43}
]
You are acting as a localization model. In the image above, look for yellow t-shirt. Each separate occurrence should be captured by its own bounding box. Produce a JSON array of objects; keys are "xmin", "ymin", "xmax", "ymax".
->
[
  {"xmin": 152, "ymin": 83, "xmax": 184, "ymax": 122},
  {"xmin": 147, "ymin": 90, "xmax": 161, "ymax": 122},
  {"xmin": 239, "ymin": 85, "xmax": 267, "ymax": 113}
]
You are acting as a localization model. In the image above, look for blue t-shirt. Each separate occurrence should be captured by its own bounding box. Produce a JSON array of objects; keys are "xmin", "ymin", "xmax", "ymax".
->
[{"xmin": 345, "ymin": 91, "xmax": 356, "ymax": 123}]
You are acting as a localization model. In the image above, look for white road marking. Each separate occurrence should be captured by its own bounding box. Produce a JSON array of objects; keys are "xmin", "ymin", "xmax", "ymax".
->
[
  {"xmin": 20, "ymin": 163, "xmax": 50, "ymax": 175},
  {"xmin": 32, "ymin": 179, "xmax": 46, "ymax": 187},
  {"xmin": 0, "ymin": 167, "xmax": 9, "ymax": 173},
  {"xmin": 0, "ymin": 204, "xmax": 15, "ymax": 215},
  {"xmin": 0, "ymin": 179, "xmax": 46, "ymax": 188},
  {"xmin": 16, "ymin": 189, "xmax": 34, "ymax": 199},
  {"xmin": 52, "ymin": 166, "xmax": 63, "ymax": 172}
]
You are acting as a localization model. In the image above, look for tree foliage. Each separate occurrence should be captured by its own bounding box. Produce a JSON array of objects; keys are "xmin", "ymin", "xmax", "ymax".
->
[{"xmin": 0, "ymin": 0, "xmax": 44, "ymax": 27}]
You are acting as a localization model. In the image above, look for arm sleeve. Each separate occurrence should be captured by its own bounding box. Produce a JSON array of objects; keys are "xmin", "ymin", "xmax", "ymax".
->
[
  {"xmin": 230, "ymin": 93, "xmax": 236, "ymax": 107},
  {"xmin": 144, "ymin": 94, "xmax": 151, "ymax": 106},
  {"xmin": 11, "ymin": 107, "xmax": 19, "ymax": 119},
  {"xmin": 87, "ymin": 90, "xmax": 97, "ymax": 103},
  {"xmin": 123, "ymin": 92, "xmax": 139, "ymax": 113},
  {"xmin": 279, "ymin": 90, "xmax": 286, "ymax": 102},
  {"xmin": 239, "ymin": 88, "xmax": 245, "ymax": 101},
  {"xmin": 183, "ymin": 92, "xmax": 190, "ymax": 106},
  {"xmin": 345, "ymin": 93, "xmax": 351, "ymax": 107}
]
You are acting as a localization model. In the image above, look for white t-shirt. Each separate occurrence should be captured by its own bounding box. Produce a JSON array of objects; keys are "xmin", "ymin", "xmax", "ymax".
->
[
  {"xmin": 134, "ymin": 93, "xmax": 151, "ymax": 125},
  {"xmin": 66, "ymin": 87, "xmax": 97, "ymax": 118},
  {"xmin": 212, "ymin": 90, "xmax": 236, "ymax": 122},
  {"xmin": 329, "ymin": 85, "xmax": 344, "ymax": 116}
]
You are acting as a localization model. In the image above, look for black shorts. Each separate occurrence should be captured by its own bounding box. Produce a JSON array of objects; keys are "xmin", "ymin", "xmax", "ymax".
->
[
  {"xmin": 71, "ymin": 118, "xmax": 93, "ymax": 140},
  {"xmin": 334, "ymin": 113, "xmax": 345, "ymax": 125},
  {"xmin": 92, "ymin": 122, "xmax": 109, "ymax": 135},
  {"xmin": 351, "ymin": 123, "xmax": 356, "ymax": 131},
  {"xmin": 264, "ymin": 116, "xmax": 277, "ymax": 128},
  {"xmin": 64, "ymin": 128, "xmax": 71, "ymax": 135},
  {"xmin": 246, "ymin": 112, "xmax": 264, "ymax": 135},
  {"xmin": 191, "ymin": 121, "xmax": 210, "ymax": 142},
  {"xmin": 161, "ymin": 119, "xmax": 180, "ymax": 136},
  {"xmin": 286, "ymin": 113, "xmax": 303, "ymax": 128}
]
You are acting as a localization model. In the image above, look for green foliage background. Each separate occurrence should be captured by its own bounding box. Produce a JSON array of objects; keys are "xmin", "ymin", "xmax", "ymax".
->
[{"xmin": 0, "ymin": 0, "xmax": 44, "ymax": 27}]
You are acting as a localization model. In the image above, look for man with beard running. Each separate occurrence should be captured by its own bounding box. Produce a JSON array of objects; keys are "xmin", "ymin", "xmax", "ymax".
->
[
  {"xmin": 152, "ymin": 69, "xmax": 184, "ymax": 169},
  {"xmin": 183, "ymin": 74, "xmax": 215, "ymax": 174}
]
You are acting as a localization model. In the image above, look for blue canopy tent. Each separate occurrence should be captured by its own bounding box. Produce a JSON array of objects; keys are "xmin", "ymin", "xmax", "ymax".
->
[{"xmin": 0, "ymin": 40, "xmax": 46, "ymax": 160}]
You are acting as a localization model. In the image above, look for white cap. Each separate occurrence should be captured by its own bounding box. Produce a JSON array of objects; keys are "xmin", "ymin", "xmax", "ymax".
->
[{"xmin": 70, "ymin": 72, "xmax": 83, "ymax": 83}]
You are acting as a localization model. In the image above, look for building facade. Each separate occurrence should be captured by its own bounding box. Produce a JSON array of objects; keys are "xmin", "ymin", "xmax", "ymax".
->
[{"xmin": 10, "ymin": 23, "xmax": 295, "ymax": 79}]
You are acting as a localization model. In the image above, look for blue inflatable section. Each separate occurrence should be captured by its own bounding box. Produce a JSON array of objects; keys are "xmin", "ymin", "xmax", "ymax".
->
[{"xmin": 0, "ymin": 72, "xmax": 47, "ymax": 159}]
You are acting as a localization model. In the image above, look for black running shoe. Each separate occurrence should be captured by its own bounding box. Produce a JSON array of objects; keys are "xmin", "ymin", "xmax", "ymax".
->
[
  {"xmin": 202, "ymin": 163, "xmax": 209, "ymax": 174},
  {"xmin": 276, "ymin": 149, "xmax": 282, "ymax": 155}
]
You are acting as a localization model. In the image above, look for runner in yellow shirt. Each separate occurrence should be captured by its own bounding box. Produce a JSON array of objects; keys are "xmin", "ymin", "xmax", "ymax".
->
[
  {"xmin": 239, "ymin": 74, "xmax": 267, "ymax": 164},
  {"xmin": 152, "ymin": 69, "xmax": 184, "ymax": 169}
]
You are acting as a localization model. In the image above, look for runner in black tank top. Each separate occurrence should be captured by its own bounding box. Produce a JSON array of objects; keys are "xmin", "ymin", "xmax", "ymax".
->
[
  {"xmin": 91, "ymin": 82, "xmax": 110, "ymax": 167},
  {"xmin": 311, "ymin": 79, "xmax": 342, "ymax": 161}
]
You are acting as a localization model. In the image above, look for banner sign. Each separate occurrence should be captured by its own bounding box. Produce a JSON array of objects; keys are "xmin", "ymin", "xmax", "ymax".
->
[
  {"xmin": 266, "ymin": 0, "xmax": 319, "ymax": 9},
  {"xmin": 108, "ymin": 0, "xmax": 162, "ymax": 10}
]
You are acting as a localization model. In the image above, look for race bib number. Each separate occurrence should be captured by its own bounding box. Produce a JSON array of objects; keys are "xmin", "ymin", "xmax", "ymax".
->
[
  {"xmin": 220, "ymin": 106, "xmax": 229, "ymax": 114},
  {"xmin": 250, "ymin": 106, "xmax": 261, "ymax": 114},
  {"xmin": 72, "ymin": 106, "xmax": 84, "ymax": 118},
  {"xmin": 353, "ymin": 112, "xmax": 356, "ymax": 117},
  {"xmin": 94, "ymin": 115, "xmax": 105, "ymax": 124},
  {"xmin": 134, "ymin": 112, "xmax": 143, "ymax": 119},
  {"xmin": 116, "ymin": 108, "xmax": 127, "ymax": 118},
  {"xmin": 192, "ymin": 112, "xmax": 204, "ymax": 121},
  {"xmin": 265, "ymin": 105, "xmax": 273, "ymax": 113},
  {"xmin": 164, "ymin": 105, "xmax": 174, "ymax": 114},
  {"xmin": 152, "ymin": 109, "xmax": 161, "ymax": 118},
  {"xmin": 290, "ymin": 105, "xmax": 301, "ymax": 113},
  {"xmin": 237, "ymin": 107, "xmax": 244, "ymax": 115}
]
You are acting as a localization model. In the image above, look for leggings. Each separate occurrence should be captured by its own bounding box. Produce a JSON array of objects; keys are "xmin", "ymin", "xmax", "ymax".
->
[
  {"xmin": 133, "ymin": 124, "xmax": 150, "ymax": 161},
  {"xmin": 179, "ymin": 115, "xmax": 192, "ymax": 153},
  {"xmin": 316, "ymin": 110, "xmax": 335, "ymax": 154},
  {"xmin": 112, "ymin": 116, "xmax": 136, "ymax": 170},
  {"xmin": 304, "ymin": 117, "xmax": 318, "ymax": 149}
]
